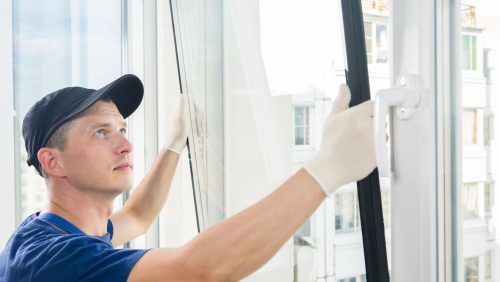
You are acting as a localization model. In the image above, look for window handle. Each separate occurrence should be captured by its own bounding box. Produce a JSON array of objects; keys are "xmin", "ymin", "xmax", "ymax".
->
[{"xmin": 374, "ymin": 74, "xmax": 422, "ymax": 177}]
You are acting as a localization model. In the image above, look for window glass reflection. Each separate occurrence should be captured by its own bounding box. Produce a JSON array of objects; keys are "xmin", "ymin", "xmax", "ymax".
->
[
  {"xmin": 13, "ymin": 0, "xmax": 123, "ymax": 220},
  {"xmin": 459, "ymin": 2, "xmax": 500, "ymax": 281}
]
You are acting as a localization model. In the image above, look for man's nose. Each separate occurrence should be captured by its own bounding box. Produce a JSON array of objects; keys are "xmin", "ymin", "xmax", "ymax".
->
[{"xmin": 116, "ymin": 132, "xmax": 133, "ymax": 155}]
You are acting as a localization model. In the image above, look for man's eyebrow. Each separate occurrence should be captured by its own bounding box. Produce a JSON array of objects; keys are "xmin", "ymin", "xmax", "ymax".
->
[{"xmin": 90, "ymin": 121, "xmax": 127, "ymax": 130}]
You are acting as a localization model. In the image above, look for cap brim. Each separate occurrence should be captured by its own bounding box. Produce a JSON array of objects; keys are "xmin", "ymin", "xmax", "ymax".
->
[{"xmin": 89, "ymin": 74, "xmax": 144, "ymax": 119}]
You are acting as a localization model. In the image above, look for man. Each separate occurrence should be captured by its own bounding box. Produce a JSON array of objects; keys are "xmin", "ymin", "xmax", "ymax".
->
[{"xmin": 0, "ymin": 74, "xmax": 375, "ymax": 281}]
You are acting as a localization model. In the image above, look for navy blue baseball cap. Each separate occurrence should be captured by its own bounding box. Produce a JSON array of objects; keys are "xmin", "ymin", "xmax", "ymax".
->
[{"xmin": 22, "ymin": 74, "xmax": 144, "ymax": 176}]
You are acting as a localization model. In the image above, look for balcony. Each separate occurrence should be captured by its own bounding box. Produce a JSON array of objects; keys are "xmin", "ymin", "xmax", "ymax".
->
[
  {"xmin": 361, "ymin": 0, "xmax": 389, "ymax": 16},
  {"xmin": 462, "ymin": 4, "xmax": 477, "ymax": 28}
]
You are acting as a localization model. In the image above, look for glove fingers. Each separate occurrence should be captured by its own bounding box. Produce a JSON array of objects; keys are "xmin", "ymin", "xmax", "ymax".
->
[{"xmin": 330, "ymin": 84, "xmax": 351, "ymax": 116}]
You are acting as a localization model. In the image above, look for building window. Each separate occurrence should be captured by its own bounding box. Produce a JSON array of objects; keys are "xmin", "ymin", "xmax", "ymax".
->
[
  {"xmin": 463, "ymin": 110, "xmax": 479, "ymax": 145},
  {"xmin": 464, "ymin": 256, "xmax": 479, "ymax": 282},
  {"xmin": 335, "ymin": 192, "xmax": 360, "ymax": 233},
  {"xmin": 484, "ymin": 182, "xmax": 493, "ymax": 217},
  {"xmin": 364, "ymin": 21, "xmax": 388, "ymax": 64},
  {"xmin": 359, "ymin": 274, "xmax": 367, "ymax": 282},
  {"xmin": 294, "ymin": 106, "xmax": 311, "ymax": 146},
  {"xmin": 485, "ymin": 251, "xmax": 492, "ymax": 280},
  {"xmin": 462, "ymin": 34, "xmax": 478, "ymax": 71},
  {"xmin": 463, "ymin": 183, "xmax": 479, "ymax": 219},
  {"xmin": 484, "ymin": 115, "xmax": 493, "ymax": 146}
]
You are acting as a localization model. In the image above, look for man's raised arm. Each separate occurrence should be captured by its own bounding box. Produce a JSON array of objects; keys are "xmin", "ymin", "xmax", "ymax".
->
[
  {"xmin": 110, "ymin": 96, "xmax": 189, "ymax": 247},
  {"xmin": 128, "ymin": 84, "xmax": 376, "ymax": 281}
]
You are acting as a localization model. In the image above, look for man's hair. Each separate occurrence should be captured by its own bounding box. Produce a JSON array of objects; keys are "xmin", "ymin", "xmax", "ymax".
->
[
  {"xmin": 45, "ymin": 120, "xmax": 75, "ymax": 150},
  {"xmin": 41, "ymin": 96, "xmax": 113, "ymax": 178},
  {"xmin": 41, "ymin": 121, "xmax": 74, "ymax": 178}
]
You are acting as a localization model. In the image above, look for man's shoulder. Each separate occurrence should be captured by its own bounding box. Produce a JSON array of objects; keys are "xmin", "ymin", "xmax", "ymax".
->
[
  {"xmin": 8, "ymin": 214, "xmax": 65, "ymax": 245},
  {"xmin": 0, "ymin": 214, "xmax": 112, "ymax": 281},
  {"xmin": 1, "ymin": 214, "xmax": 66, "ymax": 260},
  {"xmin": 0, "ymin": 214, "xmax": 63, "ymax": 280}
]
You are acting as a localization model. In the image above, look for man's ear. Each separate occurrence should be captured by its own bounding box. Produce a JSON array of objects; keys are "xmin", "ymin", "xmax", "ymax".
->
[{"xmin": 37, "ymin": 148, "xmax": 66, "ymax": 178}]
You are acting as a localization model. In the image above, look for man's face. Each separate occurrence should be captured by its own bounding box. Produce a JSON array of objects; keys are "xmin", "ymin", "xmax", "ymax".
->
[{"xmin": 59, "ymin": 101, "xmax": 134, "ymax": 196}]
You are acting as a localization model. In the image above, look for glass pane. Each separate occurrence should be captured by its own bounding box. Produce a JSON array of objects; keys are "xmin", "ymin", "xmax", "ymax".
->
[
  {"xmin": 304, "ymin": 107, "xmax": 310, "ymax": 125},
  {"xmin": 170, "ymin": 0, "xmax": 225, "ymax": 228},
  {"xmin": 13, "ymin": 0, "xmax": 123, "ymax": 221},
  {"xmin": 471, "ymin": 36, "xmax": 477, "ymax": 70},
  {"xmin": 295, "ymin": 127, "xmax": 305, "ymax": 146},
  {"xmin": 305, "ymin": 125, "xmax": 310, "ymax": 146},
  {"xmin": 173, "ymin": 0, "xmax": 391, "ymax": 280},
  {"xmin": 375, "ymin": 24, "xmax": 388, "ymax": 63},
  {"xmin": 295, "ymin": 107, "xmax": 305, "ymax": 126},
  {"xmin": 458, "ymin": 2, "xmax": 499, "ymax": 281},
  {"xmin": 462, "ymin": 35, "xmax": 471, "ymax": 70}
]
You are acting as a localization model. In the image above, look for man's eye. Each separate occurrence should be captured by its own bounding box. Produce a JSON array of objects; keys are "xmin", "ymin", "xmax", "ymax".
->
[
  {"xmin": 96, "ymin": 129, "xmax": 107, "ymax": 137},
  {"xmin": 120, "ymin": 128, "xmax": 127, "ymax": 134}
]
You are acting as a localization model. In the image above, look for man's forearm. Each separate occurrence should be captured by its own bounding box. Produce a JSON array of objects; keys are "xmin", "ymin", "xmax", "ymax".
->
[
  {"xmin": 182, "ymin": 168, "xmax": 325, "ymax": 281},
  {"xmin": 124, "ymin": 148, "xmax": 180, "ymax": 229}
]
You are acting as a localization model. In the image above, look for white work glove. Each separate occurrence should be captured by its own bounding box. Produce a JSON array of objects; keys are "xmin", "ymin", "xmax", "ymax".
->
[
  {"xmin": 165, "ymin": 95, "xmax": 189, "ymax": 155},
  {"xmin": 303, "ymin": 84, "xmax": 376, "ymax": 196}
]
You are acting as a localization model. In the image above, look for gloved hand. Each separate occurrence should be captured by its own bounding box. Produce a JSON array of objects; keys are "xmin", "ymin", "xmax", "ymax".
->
[
  {"xmin": 165, "ymin": 95, "xmax": 189, "ymax": 155},
  {"xmin": 303, "ymin": 84, "xmax": 376, "ymax": 196}
]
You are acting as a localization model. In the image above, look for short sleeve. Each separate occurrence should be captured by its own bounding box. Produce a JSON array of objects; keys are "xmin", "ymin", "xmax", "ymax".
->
[{"xmin": 33, "ymin": 235, "xmax": 148, "ymax": 282}]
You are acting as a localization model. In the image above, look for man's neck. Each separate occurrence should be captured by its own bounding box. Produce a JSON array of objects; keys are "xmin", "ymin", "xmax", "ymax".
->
[{"xmin": 44, "ymin": 188, "xmax": 115, "ymax": 237}]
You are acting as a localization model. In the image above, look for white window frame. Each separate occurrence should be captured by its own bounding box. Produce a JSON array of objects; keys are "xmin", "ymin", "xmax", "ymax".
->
[
  {"xmin": 389, "ymin": 0, "xmax": 451, "ymax": 280},
  {"xmin": 0, "ymin": 0, "xmax": 16, "ymax": 247}
]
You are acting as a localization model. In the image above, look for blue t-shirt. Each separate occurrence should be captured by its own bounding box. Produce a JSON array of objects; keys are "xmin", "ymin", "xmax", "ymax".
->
[{"xmin": 0, "ymin": 212, "xmax": 149, "ymax": 282}]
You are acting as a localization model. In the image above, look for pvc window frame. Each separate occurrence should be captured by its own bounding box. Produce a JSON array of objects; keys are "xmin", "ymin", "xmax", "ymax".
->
[
  {"xmin": 0, "ymin": 0, "xmax": 16, "ymax": 247},
  {"xmin": 390, "ymin": 0, "xmax": 459, "ymax": 280}
]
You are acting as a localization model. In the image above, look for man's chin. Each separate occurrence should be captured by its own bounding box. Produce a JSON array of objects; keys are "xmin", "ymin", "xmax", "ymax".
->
[{"xmin": 106, "ymin": 181, "xmax": 133, "ymax": 196}]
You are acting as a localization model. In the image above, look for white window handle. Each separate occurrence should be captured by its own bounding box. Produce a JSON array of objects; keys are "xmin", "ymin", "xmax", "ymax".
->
[{"xmin": 374, "ymin": 74, "xmax": 422, "ymax": 177}]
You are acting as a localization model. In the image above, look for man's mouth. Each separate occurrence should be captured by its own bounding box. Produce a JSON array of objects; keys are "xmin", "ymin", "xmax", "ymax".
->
[{"xmin": 114, "ymin": 162, "xmax": 132, "ymax": 171}]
